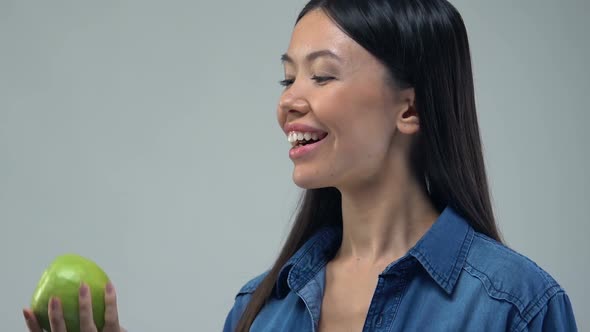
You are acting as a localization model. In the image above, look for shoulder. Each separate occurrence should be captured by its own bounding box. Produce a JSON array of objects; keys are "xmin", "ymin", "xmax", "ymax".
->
[
  {"xmin": 464, "ymin": 232, "xmax": 568, "ymax": 326},
  {"xmin": 235, "ymin": 270, "xmax": 270, "ymax": 297},
  {"xmin": 223, "ymin": 270, "xmax": 271, "ymax": 332}
]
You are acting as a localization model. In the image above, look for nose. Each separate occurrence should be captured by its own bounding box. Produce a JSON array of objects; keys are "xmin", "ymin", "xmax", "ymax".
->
[{"xmin": 278, "ymin": 92, "xmax": 310, "ymax": 116}]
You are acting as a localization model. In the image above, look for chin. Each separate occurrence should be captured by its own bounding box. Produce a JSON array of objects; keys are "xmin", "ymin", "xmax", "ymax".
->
[{"xmin": 292, "ymin": 169, "xmax": 328, "ymax": 189}]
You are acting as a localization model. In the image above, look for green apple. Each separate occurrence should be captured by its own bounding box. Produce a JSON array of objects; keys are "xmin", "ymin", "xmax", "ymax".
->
[{"xmin": 31, "ymin": 254, "xmax": 110, "ymax": 332}]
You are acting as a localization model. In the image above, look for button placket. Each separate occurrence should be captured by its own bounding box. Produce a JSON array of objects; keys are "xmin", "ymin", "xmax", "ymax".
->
[
  {"xmin": 368, "ymin": 267, "xmax": 411, "ymax": 331},
  {"xmin": 374, "ymin": 313, "xmax": 384, "ymax": 328}
]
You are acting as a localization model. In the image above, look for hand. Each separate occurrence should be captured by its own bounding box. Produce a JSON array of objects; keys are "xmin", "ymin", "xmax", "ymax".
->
[{"xmin": 22, "ymin": 281, "xmax": 126, "ymax": 332}]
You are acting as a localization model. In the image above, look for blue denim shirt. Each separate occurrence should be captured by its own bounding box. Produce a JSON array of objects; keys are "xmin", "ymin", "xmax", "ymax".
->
[{"xmin": 223, "ymin": 206, "xmax": 577, "ymax": 331}]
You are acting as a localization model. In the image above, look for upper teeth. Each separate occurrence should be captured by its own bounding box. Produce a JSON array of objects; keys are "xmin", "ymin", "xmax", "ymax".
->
[{"xmin": 288, "ymin": 131, "xmax": 321, "ymax": 146}]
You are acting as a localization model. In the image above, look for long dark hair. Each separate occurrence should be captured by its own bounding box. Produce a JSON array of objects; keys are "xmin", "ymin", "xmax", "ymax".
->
[{"xmin": 236, "ymin": 0, "xmax": 501, "ymax": 330}]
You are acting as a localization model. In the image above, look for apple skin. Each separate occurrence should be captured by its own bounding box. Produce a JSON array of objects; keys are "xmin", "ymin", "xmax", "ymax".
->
[{"xmin": 30, "ymin": 254, "xmax": 110, "ymax": 332}]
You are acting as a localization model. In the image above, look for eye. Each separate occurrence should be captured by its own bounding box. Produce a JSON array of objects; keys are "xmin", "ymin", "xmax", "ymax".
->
[
  {"xmin": 279, "ymin": 78, "xmax": 294, "ymax": 87},
  {"xmin": 278, "ymin": 75, "xmax": 335, "ymax": 88},
  {"xmin": 311, "ymin": 75, "xmax": 335, "ymax": 84}
]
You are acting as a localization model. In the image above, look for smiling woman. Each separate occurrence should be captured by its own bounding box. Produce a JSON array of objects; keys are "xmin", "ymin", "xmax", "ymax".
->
[{"xmin": 223, "ymin": 0, "xmax": 578, "ymax": 331}]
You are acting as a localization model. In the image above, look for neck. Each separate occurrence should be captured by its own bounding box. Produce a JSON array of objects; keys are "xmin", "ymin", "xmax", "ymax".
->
[{"xmin": 335, "ymin": 153, "xmax": 439, "ymax": 267}]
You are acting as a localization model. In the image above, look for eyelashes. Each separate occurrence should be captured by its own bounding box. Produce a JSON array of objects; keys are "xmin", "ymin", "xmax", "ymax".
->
[
  {"xmin": 279, "ymin": 75, "xmax": 335, "ymax": 87},
  {"xmin": 278, "ymin": 78, "xmax": 294, "ymax": 87}
]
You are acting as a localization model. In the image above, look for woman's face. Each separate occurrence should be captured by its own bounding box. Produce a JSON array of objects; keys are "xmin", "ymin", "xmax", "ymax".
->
[{"xmin": 276, "ymin": 9, "xmax": 416, "ymax": 190}]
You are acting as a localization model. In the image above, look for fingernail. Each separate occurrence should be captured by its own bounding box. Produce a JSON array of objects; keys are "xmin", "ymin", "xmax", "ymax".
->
[
  {"xmin": 106, "ymin": 281, "xmax": 114, "ymax": 294},
  {"xmin": 51, "ymin": 297, "xmax": 59, "ymax": 310},
  {"xmin": 80, "ymin": 283, "xmax": 88, "ymax": 297}
]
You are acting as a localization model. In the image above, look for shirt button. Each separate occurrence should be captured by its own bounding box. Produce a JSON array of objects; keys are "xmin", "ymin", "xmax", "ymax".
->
[{"xmin": 374, "ymin": 313, "xmax": 383, "ymax": 327}]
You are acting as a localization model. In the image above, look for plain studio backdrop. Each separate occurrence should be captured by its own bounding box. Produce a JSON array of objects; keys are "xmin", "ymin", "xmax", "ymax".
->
[{"xmin": 1, "ymin": 0, "xmax": 588, "ymax": 330}]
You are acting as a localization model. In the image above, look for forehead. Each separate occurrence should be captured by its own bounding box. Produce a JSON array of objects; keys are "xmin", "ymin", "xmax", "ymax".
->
[{"xmin": 286, "ymin": 9, "xmax": 361, "ymax": 64}]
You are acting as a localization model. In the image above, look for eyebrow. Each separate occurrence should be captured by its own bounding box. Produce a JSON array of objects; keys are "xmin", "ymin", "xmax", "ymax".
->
[{"xmin": 281, "ymin": 50, "xmax": 343, "ymax": 64}]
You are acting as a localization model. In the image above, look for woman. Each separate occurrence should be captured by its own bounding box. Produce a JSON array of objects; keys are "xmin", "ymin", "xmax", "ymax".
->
[{"xmin": 224, "ymin": 0, "xmax": 577, "ymax": 331}]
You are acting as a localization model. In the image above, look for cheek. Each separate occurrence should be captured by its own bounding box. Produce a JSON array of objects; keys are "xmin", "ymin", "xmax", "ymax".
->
[
  {"xmin": 310, "ymin": 80, "xmax": 394, "ymax": 162},
  {"xmin": 321, "ymin": 100, "xmax": 390, "ymax": 155},
  {"xmin": 345, "ymin": 128, "xmax": 388, "ymax": 161},
  {"xmin": 333, "ymin": 119, "xmax": 393, "ymax": 174},
  {"xmin": 276, "ymin": 102, "xmax": 286, "ymax": 125},
  {"xmin": 321, "ymin": 119, "xmax": 389, "ymax": 178}
]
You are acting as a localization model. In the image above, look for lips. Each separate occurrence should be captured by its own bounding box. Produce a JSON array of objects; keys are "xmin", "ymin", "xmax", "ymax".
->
[
  {"xmin": 288, "ymin": 133, "xmax": 327, "ymax": 159},
  {"xmin": 284, "ymin": 122, "xmax": 329, "ymax": 160}
]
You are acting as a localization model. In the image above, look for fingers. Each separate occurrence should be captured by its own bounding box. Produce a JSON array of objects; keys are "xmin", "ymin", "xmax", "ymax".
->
[
  {"xmin": 24, "ymin": 282, "xmax": 122, "ymax": 332},
  {"xmin": 103, "ymin": 281, "xmax": 121, "ymax": 332},
  {"xmin": 79, "ymin": 283, "xmax": 98, "ymax": 332},
  {"xmin": 22, "ymin": 308, "xmax": 42, "ymax": 332},
  {"xmin": 48, "ymin": 297, "xmax": 67, "ymax": 332}
]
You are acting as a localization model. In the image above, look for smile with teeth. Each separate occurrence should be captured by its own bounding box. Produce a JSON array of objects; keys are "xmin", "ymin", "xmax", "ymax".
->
[{"xmin": 287, "ymin": 131, "xmax": 328, "ymax": 148}]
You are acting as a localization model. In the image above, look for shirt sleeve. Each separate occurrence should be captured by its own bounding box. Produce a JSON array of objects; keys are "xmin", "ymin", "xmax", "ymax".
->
[
  {"xmin": 223, "ymin": 293, "xmax": 252, "ymax": 332},
  {"xmin": 224, "ymin": 271, "xmax": 268, "ymax": 331},
  {"xmin": 524, "ymin": 291, "xmax": 578, "ymax": 331}
]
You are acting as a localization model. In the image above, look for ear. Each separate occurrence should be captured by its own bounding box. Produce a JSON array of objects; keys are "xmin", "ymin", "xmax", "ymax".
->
[{"xmin": 395, "ymin": 88, "xmax": 419, "ymax": 135}]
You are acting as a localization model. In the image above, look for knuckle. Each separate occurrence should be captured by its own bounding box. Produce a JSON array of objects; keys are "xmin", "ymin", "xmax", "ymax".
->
[
  {"xmin": 79, "ymin": 309, "xmax": 91, "ymax": 320},
  {"xmin": 105, "ymin": 298, "xmax": 118, "ymax": 314},
  {"xmin": 106, "ymin": 291, "xmax": 117, "ymax": 303},
  {"xmin": 49, "ymin": 319, "xmax": 62, "ymax": 331},
  {"xmin": 49, "ymin": 313, "xmax": 61, "ymax": 324},
  {"xmin": 79, "ymin": 300, "xmax": 92, "ymax": 312},
  {"xmin": 104, "ymin": 312, "xmax": 119, "ymax": 325},
  {"xmin": 104, "ymin": 309, "xmax": 120, "ymax": 328},
  {"xmin": 81, "ymin": 323, "xmax": 98, "ymax": 332}
]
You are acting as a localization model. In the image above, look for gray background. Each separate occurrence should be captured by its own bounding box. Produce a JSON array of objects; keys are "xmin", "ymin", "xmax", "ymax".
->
[{"xmin": 1, "ymin": 0, "xmax": 588, "ymax": 331}]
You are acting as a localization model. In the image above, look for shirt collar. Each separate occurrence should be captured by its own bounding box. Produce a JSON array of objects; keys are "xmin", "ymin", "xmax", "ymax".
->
[
  {"xmin": 274, "ymin": 204, "xmax": 474, "ymax": 298},
  {"xmin": 275, "ymin": 225, "xmax": 342, "ymax": 298},
  {"xmin": 406, "ymin": 205, "xmax": 474, "ymax": 294}
]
